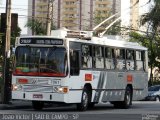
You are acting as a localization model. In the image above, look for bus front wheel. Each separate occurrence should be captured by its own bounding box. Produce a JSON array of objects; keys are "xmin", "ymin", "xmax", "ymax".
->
[
  {"xmin": 77, "ymin": 88, "xmax": 90, "ymax": 111},
  {"xmin": 32, "ymin": 101, "xmax": 44, "ymax": 110}
]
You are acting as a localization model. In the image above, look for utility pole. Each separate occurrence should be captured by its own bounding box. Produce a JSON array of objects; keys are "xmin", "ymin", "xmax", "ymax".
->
[
  {"xmin": 47, "ymin": 0, "xmax": 54, "ymax": 36},
  {"xmin": 2, "ymin": 0, "xmax": 12, "ymax": 104}
]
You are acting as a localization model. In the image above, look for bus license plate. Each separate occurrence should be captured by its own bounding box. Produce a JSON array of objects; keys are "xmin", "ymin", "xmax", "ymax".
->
[{"xmin": 33, "ymin": 94, "xmax": 43, "ymax": 99}]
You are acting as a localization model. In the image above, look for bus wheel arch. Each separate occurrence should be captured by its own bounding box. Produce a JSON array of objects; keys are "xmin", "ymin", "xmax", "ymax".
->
[
  {"xmin": 76, "ymin": 83, "xmax": 92, "ymax": 111},
  {"xmin": 113, "ymin": 84, "xmax": 133, "ymax": 109}
]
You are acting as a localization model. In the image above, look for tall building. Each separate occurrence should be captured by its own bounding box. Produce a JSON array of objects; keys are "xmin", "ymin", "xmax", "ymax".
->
[
  {"xmin": 28, "ymin": 0, "xmax": 49, "ymax": 35},
  {"xmin": 60, "ymin": 0, "xmax": 120, "ymax": 31},
  {"xmin": 121, "ymin": 0, "xmax": 151, "ymax": 30},
  {"xmin": 28, "ymin": 0, "xmax": 151, "ymax": 35},
  {"xmin": 28, "ymin": 0, "xmax": 118, "ymax": 35},
  {"xmin": 130, "ymin": 0, "xmax": 139, "ymax": 30}
]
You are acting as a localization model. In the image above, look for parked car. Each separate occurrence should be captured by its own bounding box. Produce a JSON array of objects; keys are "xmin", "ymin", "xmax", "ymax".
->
[{"xmin": 145, "ymin": 85, "xmax": 160, "ymax": 102}]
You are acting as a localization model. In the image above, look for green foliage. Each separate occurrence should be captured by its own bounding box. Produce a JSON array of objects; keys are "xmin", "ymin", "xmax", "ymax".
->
[
  {"xmin": 11, "ymin": 26, "xmax": 21, "ymax": 47},
  {"xmin": 25, "ymin": 19, "xmax": 46, "ymax": 35},
  {"xmin": 141, "ymin": 0, "xmax": 160, "ymax": 31},
  {"xmin": 106, "ymin": 21, "xmax": 121, "ymax": 35},
  {"xmin": 25, "ymin": 19, "xmax": 57, "ymax": 35},
  {"xmin": 93, "ymin": 10, "xmax": 121, "ymax": 35},
  {"xmin": 129, "ymin": 32, "xmax": 160, "ymax": 69}
]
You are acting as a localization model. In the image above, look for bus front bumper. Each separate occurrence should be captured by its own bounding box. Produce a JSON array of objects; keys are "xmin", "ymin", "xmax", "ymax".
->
[{"xmin": 12, "ymin": 91, "xmax": 66, "ymax": 103}]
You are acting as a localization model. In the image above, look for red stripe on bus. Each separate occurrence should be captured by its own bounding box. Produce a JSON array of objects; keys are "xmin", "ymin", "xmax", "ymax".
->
[{"xmin": 13, "ymin": 72, "xmax": 65, "ymax": 77}]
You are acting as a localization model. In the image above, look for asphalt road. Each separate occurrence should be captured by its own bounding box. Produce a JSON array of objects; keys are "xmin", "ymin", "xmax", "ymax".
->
[{"xmin": 0, "ymin": 101, "xmax": 160, "ymax": 120}]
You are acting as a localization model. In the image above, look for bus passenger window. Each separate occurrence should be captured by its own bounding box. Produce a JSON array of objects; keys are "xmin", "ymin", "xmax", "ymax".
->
[
  {"xmin": 126, "ymin": 50, "xmax": 135, "ymax": 70},
  {"xmin": 81, "ymin": 45, "xmax": 92, "ymax": 68},
  {"xmin": 136, "ymin": 51, "xmax": 145, "ymax": 71},
  {"xmin": 70, "ymin": 50, "xmax": 80, "ymax": 75},
  {"xmin": 93, "ymin": 46, "xmax": 104, "ymax": 69},
  {"xmin": 105, "ymin": 47, "xmax": 115, "ymax": 69},
  {"xmin": 116, "ymin": 49, "xmax": 125, "ymax": 70}
]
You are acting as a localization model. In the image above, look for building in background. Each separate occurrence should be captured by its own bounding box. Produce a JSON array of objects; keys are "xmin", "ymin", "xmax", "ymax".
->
[
  {"xmin": 28, "ymin": 0, "xmax": 120, "ymax": 35},
  {"xmin": 28, "ymin": 0, "xmax": 151, "ymax": 36},
  {"xmin": 121, "ymin": 0, "xmax": 151, "ymax": 32},
  {"xmin": 130, "ymin": 0, "xmax": 139, "ymax": 30},
  {"xmin": 28, "ymin": 0, "xmax": 49, "ymax": 35}
]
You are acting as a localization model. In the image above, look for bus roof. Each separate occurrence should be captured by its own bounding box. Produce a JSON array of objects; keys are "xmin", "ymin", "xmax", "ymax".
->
[
  {"xmin": 17, "ymin": 36, "xmax": 147, "ymax": 51},
  {"xmin": 68, "ymin": 37, "xmax": 147, "ymax": 51}
]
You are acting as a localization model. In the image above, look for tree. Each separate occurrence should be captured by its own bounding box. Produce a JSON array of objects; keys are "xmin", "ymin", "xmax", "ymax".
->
[
  {"xmin": 93, "ymin": 10, "xmax": 121, "ymax": 36},
  {"xmin": 25, "ymin": 19, "xmax": 46, "ymax": 35},
  {"xmin": 133, "ymin": 0, "xmax": 160, "ymax": 84},
  {"xmin": 25, "ymin": 18, "xmax": 57, "ymax": 35},
  {"xmin": 11, "ymin": 26, "xmax": 21, "ymax": 47}
]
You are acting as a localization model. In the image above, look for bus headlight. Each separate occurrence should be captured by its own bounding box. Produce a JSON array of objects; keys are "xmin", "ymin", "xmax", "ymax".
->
[
  {"xmin": 12, "ymin": 84, "xmax": 22, "ymax": 91},
  {"xmin": 54, "ymin": 87, "xmax": 68, "ymax": 93}
]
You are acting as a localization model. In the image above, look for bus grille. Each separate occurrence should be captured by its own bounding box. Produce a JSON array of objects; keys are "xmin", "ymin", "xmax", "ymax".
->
[{"xmin": 23, "ymin": 85, "xmax": 53, "ymax": 93}]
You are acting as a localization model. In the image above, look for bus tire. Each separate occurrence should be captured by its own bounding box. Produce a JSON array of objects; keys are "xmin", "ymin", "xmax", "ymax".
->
[
  {"xmin": 113, "ymin": 87, "xmax": 132, "ymax": 109},
  {"xmin": 77, "ymin": 88, "xmax": 89, "ymax": 111},
  {"xmin": 88, "ymin": 102, "xmax": 95, "ymax": 109},
  {"xmin": 121, "ymin": 86, "xmax": 132, "ymax": 109},
  {"xmin": 32, "ymin": 101, "xmax": 44, "ymax": 110}
]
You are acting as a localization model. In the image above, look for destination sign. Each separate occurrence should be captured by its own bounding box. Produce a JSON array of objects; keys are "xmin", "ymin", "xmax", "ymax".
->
[{"xmin": 20, "ymin": 38, "xmax": 63, "ymax": 45}]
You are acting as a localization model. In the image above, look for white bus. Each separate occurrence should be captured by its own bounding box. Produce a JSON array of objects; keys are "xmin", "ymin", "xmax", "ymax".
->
[{"xmin": 12, "ymin": 29, "xmax": 148, "ymax": 111}]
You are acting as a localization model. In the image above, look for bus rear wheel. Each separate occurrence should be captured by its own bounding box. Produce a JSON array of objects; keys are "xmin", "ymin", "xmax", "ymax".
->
[
  {"xmin": 32, "ymin": 101, "xmax": 44, "ymax": 110},
  {"xmin": 77, "ymin": 88, "xmax": 90, "ymax": 111},
  {"xmin": 113, "ymin": 87, "xmax": 132, "ymax": 109},
  {"xmin": 123, "ymin": 87, "xmax": 132, "ymax": 108}
]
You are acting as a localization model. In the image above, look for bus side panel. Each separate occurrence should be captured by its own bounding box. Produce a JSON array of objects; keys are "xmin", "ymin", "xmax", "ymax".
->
[
  {"xmin": 132, "ymin": 72, "xmax": 148, "ymax": 100},
  {"xmin": 67, "ymin": 71, "xmax": 101, "ymax": 103},
  {"xmin": 101, "ymin": 71, "xmax": 126, "ymax": 102}
]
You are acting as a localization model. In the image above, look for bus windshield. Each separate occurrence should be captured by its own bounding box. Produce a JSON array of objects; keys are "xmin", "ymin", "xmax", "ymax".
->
[{"xmin": 13, "ymin": 46, "xmax": 67, "ymax": 77}]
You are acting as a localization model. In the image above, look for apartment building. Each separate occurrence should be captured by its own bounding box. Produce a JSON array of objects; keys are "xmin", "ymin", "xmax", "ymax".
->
[
  {"xmin": 56, "ymin": 0, "xmax": 114, "ymax": 30},
  {"xmin": 28, "ymin": 0, "xmax": 49, "ymax": 35},
  {"xmin": 28, "ymin": 0, "xmax": 118, "ymax": 34},
  {"xmin": 130, "ymin": 0, "xmax": 139, "ymax": 30},
  {"xmin": 28, "ymin": 0, "xmax": 151, "ymax": 35}
]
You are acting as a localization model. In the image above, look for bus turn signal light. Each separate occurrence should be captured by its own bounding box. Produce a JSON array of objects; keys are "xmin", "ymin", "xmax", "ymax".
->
[
  {"xmin": 58, "ymin": 87, "xmax": 68, "ymax": 93},
  {"xmin": 85, "ymin": 74, "xmax": 92, "ymax": 81},
  {"xmin": 18, "ymin": 78, "xmax": 28, "ymax": 84}
]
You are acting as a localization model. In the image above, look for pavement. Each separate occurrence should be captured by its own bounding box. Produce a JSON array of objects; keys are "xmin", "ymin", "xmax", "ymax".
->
[{"xmin": 0, "ymin": 100, "xmax": 32, "ymax": 110}]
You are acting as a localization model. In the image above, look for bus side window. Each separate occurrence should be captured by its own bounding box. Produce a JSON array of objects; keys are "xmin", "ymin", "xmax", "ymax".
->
[
  {"xmin": 126, "ymin": 50, "xmax": 135, "ymax": 70},
  {"xmin": 70, "ymin": 50, "xmax": 80, "ymax": 76},
  {"xmin": 105, "ymin": 47, "xmax": 115, "ymax": 69},
  {"xmin": 115, "ymin": 49, "xmax": 125, "ymax": 70},
  {"xmin": 94, "ymin": 46, "xmax": 104, "ymax": 69},
  {"xmin": 81, "ymin": 45, "xmax": 92, "ymax": 68},
  {"xmin": 136, "ymin": 51, "xmax": 145, "ymax": 71}
]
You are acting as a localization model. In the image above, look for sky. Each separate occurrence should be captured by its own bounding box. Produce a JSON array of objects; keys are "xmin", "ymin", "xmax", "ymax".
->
[{"xmin": 0, "ymin": 0, "xmax": 28, "ymax": 35}]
